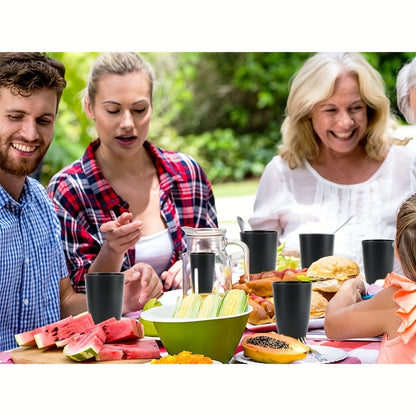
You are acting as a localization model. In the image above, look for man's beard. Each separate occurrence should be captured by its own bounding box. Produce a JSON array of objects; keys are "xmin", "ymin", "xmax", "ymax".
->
[{"xmin": 0, "ymin": 142, "xmax": 49, "ymax": 177}]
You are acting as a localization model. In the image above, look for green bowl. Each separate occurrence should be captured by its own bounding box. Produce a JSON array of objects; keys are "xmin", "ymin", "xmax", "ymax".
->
[{"xmin": 140, "ymin": 304, "xmax": 252, "ymax": 363}]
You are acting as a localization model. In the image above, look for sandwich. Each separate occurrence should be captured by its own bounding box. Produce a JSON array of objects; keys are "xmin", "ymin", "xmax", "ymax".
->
[{"xmin": 307, "ymin": 255, "xmax": 361, "ymax": 295}]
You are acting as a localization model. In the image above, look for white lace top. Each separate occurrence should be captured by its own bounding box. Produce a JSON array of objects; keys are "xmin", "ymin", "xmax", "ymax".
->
[
  {"xmin": 249, "ymin": 144, "xmax": 416, "ymax": 273},
  {"xmin": 135, "ymin": 229, "xmax": 174, "ymax": 277}
]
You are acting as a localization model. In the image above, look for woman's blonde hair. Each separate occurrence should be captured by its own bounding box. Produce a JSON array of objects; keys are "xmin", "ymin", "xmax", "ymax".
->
[
  {"xmin": 279, "ymin": 52, "xmax": 397, "ymax": 169},
  {"xmin": 83, "ymin": 52, "xmax": 155, "ymax": 107},
  {"xmin": 397, "ymin": 56, "xmax": 416, "ymax": 124},
  {"xmin": 395, "ymin": 193, "xmax": 416, "ymax": 281}
]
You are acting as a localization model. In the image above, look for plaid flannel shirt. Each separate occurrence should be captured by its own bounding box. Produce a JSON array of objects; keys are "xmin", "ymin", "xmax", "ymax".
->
[{"xmin": 47, "ymin": 139, "xmax": 218, "ymax": 292}]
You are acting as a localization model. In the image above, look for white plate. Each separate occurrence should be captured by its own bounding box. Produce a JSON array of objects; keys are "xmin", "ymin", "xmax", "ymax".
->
[
  {"xmin": 308, "ymin": 317, "xmax": 325, "ymax": 329},
  {"xmin": 246, "ymin": 317, "xmax": 325, "ymax": 332},
  {"xmin": 232, "ymin": 346, "xmax": 347, "ymax": 364}
]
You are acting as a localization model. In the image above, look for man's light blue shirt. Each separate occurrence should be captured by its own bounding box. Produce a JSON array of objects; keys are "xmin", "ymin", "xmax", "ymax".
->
[{"xmin": 0, "ymin": 177, "xmax": 68, "ymax": 352}]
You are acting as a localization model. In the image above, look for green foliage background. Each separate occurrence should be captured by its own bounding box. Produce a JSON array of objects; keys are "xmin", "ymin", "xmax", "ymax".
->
[{"xmin": 39, "ymin": 52, "xmax": 416, "ymax": 186}]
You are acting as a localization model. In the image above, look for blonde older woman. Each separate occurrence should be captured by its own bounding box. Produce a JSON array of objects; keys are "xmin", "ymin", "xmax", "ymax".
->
[{"xmin": 249, "ymin": 52, "xmax": 416, "ymax": 272}]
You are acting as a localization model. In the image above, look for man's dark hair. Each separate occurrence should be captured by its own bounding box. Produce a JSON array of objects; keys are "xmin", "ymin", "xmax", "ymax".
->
[{"xmin": 0, "ymin": 52, "xmax": 66, "ymax": 110}]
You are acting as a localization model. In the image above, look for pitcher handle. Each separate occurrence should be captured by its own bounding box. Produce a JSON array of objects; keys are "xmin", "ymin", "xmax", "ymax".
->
[{"xmin": 228, "ymin": 239, "xmax": 250, "ymax": 282}]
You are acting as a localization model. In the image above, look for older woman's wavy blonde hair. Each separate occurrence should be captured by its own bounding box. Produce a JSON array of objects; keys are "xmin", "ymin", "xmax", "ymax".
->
[{"xmin": 279, "ymin": 52, "xmax": 397, "ymax": 169}]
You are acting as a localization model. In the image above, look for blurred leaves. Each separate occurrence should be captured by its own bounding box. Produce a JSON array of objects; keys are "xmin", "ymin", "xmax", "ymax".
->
[{"xmin": 37, "ymin": 52, "xmax": 415, "ymax": 185}]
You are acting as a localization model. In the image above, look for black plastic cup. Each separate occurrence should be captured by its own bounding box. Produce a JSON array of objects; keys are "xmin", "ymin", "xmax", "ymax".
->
[
  {"xmin": 85, "ymin": 272, "xmax": 125, "ymax": 324},
  {"xmin": 272, "ymin": 281, "xmax": 312, "ymax": 339},
  {"xmin": 190, "ymin": 252, "xmax": 216, "ymax": 294},
  {"xmin": 299, "ymin": 233, "xmax": 335, "ymax": 269},
  {"xmin": 362, "ymin": 239, "xmax": 394, "ymax": 284},
  {"xmin": 240, "ymin": 230, "xmax": 278, "ymax": 274}
]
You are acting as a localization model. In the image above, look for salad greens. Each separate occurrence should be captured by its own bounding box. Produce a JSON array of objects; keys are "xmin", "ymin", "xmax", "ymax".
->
[{"xmin": 276, "ymin": 243, "xmax": 301, "ymax": 271}]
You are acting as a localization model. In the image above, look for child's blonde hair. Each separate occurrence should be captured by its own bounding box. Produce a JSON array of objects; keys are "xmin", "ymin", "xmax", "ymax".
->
[{"xmin": 396, "ymin": 193, "xmax": 416, "ymax": 281}]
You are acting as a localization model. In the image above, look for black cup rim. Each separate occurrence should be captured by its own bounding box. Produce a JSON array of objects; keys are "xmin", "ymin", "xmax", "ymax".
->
[
  {"xmin": 299, "ymin": 233, "xmax": 334, "ymax": 237},
  {"xmin": 240, "ymin": 230, "xmax": 278, "ymax": 235},
  {"xmin": 362, "ymin": 239, "xmax": 394, "ymax": 243},
  {"xmin": 272, "ymin": 280, "xmax": 312, "ymax": 286},
  {"xmin": 85, "ymin": 272, "xmax": 124, "ymax": 278}
]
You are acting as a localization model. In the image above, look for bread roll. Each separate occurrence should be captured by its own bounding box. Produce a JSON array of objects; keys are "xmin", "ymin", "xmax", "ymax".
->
[
  {"xmin": 310, "ymin": 290, "xmax": 328, "ymax": 318},
  {"xmin": 307, "ymin": 255, "xmax": 360, "ymax": 281},
  {"xmin": 248, "ymin": 298, "xmax": 274, "ymax": 325}
]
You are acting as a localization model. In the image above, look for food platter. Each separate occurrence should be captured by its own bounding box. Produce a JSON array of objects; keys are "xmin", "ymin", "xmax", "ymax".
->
[
  {"xmin": 10, "ymin": 346, "xmax": 152, "ymax": 364},
  {"xmin": 246, "ymin": 317, "xmax": 324, "ymax": 332},
  {"xmin": 232, "ymin": 346, "xmax": 347, "ymax": 364}
]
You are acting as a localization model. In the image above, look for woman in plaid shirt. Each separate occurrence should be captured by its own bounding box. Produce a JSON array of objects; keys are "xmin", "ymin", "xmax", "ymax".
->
[{"xmin": 47, "ymin": 53, "xmax": 217, "ymax": 311}]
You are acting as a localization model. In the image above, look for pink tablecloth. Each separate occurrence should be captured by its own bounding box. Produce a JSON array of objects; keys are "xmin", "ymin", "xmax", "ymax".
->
[
  {"xmin": 233, "ymin": 328, "xmax": 381, "ymax": 364},
  {"xmin": 1, "ymin": 327, "xmax": 381, "ymax": 365}
]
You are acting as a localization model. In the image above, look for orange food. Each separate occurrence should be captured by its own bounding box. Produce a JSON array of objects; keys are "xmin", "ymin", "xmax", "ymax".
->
[
  {"xmin": 150, "ymin": 350, "xmax": 214, "ymax": 364},
  {"xmin": 241, "ymin": 332, "xmax": 309, "ymax": 364}
]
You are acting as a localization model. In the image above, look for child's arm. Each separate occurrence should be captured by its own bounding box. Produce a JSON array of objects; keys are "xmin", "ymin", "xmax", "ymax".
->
[{"xmin": 324, "ymin": 278, "xmax": 400, "ymax": 341}]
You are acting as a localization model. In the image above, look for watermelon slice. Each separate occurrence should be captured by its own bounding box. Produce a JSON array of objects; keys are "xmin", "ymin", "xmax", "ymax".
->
[
  {"xmin": 63, "ymin": 326, "xmax": 107, "ymax": 362},
  {"xmin": 103, "ymin": 318, "xmax": 144, "ymax": 343},
  {"xmin": 55, "ymin": 335, "xmax": 80, "ymax": 348},
  {"xmin": 15, "ymin": 315, "xmax": 74, "ymax": 348},
  {"xmin": 96, "ymin": 339, "xmax": 160, "ymax": 361},
  {"xmin": 15, "ymin": 328, "xmax": 42, "ymax": 347},
  {"xmin": 34, "ymin": 312, "xmax": 95, "ymax": 349}
]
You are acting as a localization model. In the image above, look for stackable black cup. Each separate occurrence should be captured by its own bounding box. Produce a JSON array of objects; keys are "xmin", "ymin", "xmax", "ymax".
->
[
  {"xmin": 190, "ymin": 252, "xmax": 216, "ymax": 294},
  {"xmin": 85, "ymin": 272, "xmax": 125, "ymax": 324},
  {"xmin": 240, "ymin": 230, "xmax": 278, "ymax": 274},
  {"xmin": 299, "ymin": 233, "xmax": 334, "ymax": 268},
  {"xmin": 362, "ymin": 239, "xmax": 394, "ymax": 284},
  {"xmin": 273, "ymin": 281, "xmax": 312, "ymax": 339}
]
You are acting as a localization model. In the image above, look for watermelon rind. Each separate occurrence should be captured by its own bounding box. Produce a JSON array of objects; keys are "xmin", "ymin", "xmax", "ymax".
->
[
  {"xmin": 15, "ymin": 328, "xmax": 39, "ymax": 347},
  {"xmin": 63, "ymin": 326, "xmax": 106, "ymax": 362},
  {"xmin": 65, "ymin": 347, "xmax": 99, "ymax": 362}
]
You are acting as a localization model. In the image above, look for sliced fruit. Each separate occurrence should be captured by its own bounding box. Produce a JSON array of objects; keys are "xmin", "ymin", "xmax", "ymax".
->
[
  {"xmin": 33, "ymin": 312, "xmax": 95, "ymax": 349},
  {"xmin": 103, "ymin": 318, "xmax": 144, "ymax": 342},
  {"xmin": 96, "ymin": 339, "xmax": 160, "ymax": 361},
  {"xmin": 241, "ymin": 332, "xmax": 309, "ymax": 364},
  {"xmin": 63, "ymin": 326, "xmax": 107, "ymax": 362}
]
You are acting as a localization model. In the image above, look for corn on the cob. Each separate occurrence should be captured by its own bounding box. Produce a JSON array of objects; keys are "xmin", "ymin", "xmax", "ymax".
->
[
  {"xmin": 197, "ymin": 294, "xmax": 222, "ymax": 318},
  {"xmin": 218, "ymin": 289, "xmax": 248, "ymax": 317},
  {"xmin": 173, "ymin": 294, "xmax": 202, "ymax": 318}
]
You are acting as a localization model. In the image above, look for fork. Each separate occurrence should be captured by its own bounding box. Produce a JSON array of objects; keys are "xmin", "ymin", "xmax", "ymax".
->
[{"xmin": 299, "ymin": 337, "xmax": 329, "ymax": 363}]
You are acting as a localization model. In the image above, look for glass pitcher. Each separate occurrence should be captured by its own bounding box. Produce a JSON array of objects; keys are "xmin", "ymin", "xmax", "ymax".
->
[{"xmin": 182, "ymin": 226, "xmax": 250, "ymax": 296}]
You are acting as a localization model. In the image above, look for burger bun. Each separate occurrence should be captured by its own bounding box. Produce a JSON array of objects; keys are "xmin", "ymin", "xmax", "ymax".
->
[{"xmin": 307, "ymin": 255, "xmax": 360, "ymax": 293}]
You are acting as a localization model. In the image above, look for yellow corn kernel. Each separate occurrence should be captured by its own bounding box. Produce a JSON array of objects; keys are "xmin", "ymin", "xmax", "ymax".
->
[
  {"xmin": 197, "ymin": 293, "xmax": 221, "ymax": 318},
  {"xmin": 218, "ymin": 289, "xmax": 248, "ymax": 316},
  {"xmin": 173, "ymin": 294, "xmax": 202, "ymax": 318}
]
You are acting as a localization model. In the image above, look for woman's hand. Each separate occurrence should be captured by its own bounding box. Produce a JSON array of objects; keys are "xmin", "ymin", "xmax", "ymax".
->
[
  {"xmin": 161, "ymin": 260, "xmax": 183, "ymax": 290},
  {"xmin": 122, "ymin": 262, "xmax": 163, "ymax": 313},
  {"xmin": 100, "ymin": 212, "xmax": 143, "ymax": 255}
]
